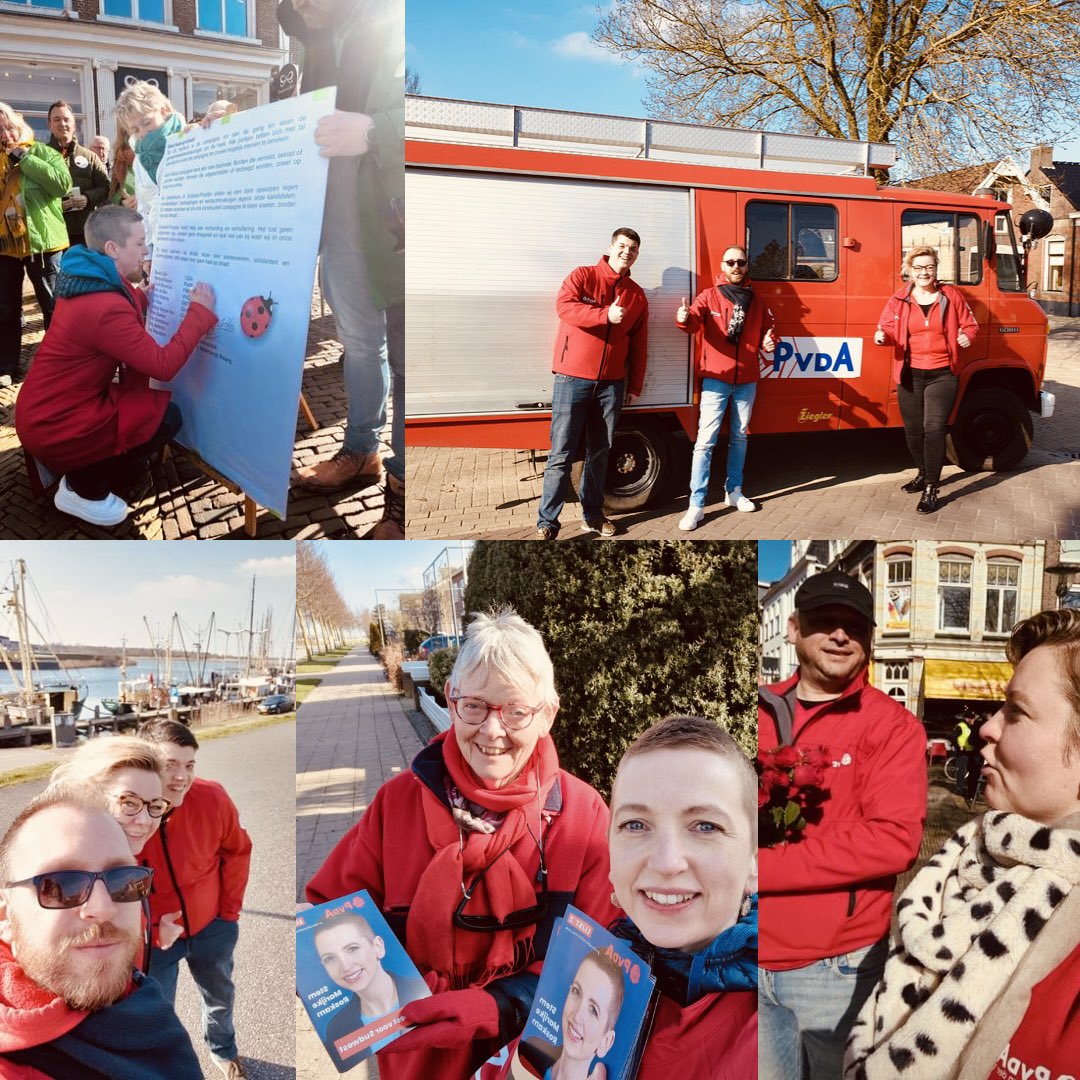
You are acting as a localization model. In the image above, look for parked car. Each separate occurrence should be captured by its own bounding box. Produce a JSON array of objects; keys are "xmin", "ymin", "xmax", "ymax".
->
[
  {"xmin": 257, "ymin": 694, "xmax": 295, "ymax": 715},
  {"xmin": 417, "ymin": 634, "xmax": 462, "ymax": 659}
]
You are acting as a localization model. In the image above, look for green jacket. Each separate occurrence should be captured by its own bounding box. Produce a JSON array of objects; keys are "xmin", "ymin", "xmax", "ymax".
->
[{"xmin": 15, "ymin": 142, "xmax": 70, "ymax": 254}]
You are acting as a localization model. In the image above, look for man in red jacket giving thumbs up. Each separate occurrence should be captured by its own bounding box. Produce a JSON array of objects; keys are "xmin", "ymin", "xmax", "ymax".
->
[{"xmin": 536, "ymin": 228, "xmax": 648, "ymax": 539}]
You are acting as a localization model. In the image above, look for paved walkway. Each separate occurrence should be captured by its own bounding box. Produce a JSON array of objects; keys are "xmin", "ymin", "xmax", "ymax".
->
[
  {"xmin": 0, "ymin": 284, "xmax": 389, "ymax": 539},
  {"xmin": 295, "ymin": 647, "xmax": 427, "ymax": 1080},
  {"xmin": 406, "ymin": 316, "xmax": 1080, "ymax": 540}
]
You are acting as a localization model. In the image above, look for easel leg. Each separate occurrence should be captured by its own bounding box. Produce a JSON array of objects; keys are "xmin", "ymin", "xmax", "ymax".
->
[
  {"xmin": 299, "ymin": 393, "xmax": 318, "ymax": 431},
  {"xmin": 244, "ymin": 496, "xmax": 257, "ymax": 537}
]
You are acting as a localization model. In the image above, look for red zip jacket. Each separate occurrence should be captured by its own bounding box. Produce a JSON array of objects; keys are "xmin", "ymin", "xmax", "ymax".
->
[
  {"xmin": 758, "ymin": 669, "xmax": 926, "ymax": 970},
  {"xmin": 637, "ymin": 990, "xmax": 756, "ymax": 1079},
  {"xmin": 140, "ymin": 778, "xmax": 252, "ymax": 944},
  {"xmin": 676, "ymin": 279, "xmax": 775, "ymax": 385},
  {"xmin": 876, "ymin": 282, "xmax": 978, "ymax": 384},
  {"xmin": 552, "ymin": 255, "xmax": 649, "ymax": 397},
  {"xmin": 306, "ymin": 742, "xmax": 616, "ymax": 1080}
]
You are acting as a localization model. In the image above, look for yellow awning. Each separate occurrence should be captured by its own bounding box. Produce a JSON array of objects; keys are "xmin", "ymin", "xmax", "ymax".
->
[{"xmin": 923, "ymin": 659, "xmax": 1013, "ymax": 701}]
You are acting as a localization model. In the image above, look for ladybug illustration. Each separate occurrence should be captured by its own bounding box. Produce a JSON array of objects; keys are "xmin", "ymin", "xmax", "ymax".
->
[{"xmin": 240, "ymin": 294, "xmax": 276, "ymax": 338}]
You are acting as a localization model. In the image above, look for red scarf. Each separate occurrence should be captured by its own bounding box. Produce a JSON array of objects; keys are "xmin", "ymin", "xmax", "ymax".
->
[
  {"xmin": 0, "ymin": 939, "xmax": 86, "ymax": 1053},
  {"xmin": 406, "ymin": 731, "xmax": 559, "ymax": 991}
]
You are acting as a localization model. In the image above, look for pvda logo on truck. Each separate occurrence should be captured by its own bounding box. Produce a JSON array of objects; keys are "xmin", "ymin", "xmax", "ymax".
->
[{"xmin": 760, "ymin": 338, "xmax": 863, "ymax": 379}]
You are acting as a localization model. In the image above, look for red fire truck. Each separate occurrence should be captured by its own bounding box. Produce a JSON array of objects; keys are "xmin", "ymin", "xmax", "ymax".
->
[{"xmin": 405, "ymin": 96, "xmax": 1053, "ymax": 509}]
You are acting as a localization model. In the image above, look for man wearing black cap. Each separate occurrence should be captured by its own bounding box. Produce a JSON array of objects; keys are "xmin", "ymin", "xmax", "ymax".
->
[{"xmin": 757, "ymin": 570, "xmax": 927, "ymax": 1079}]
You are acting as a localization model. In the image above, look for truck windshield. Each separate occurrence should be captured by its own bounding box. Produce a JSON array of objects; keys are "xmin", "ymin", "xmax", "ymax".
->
[{"xmin": 994, "ymin": 212, "xmax": 1025, "ymax": 292}]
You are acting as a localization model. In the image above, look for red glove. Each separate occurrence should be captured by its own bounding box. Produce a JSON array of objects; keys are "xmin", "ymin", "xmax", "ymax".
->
[{"xmin": 381, "ymin": 988, "xmax": 501, "ymax": 1053}]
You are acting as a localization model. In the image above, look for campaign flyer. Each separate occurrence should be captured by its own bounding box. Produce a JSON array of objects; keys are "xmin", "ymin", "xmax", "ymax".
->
[
  {"xmin": 296, "ymin": 890, "xmax": 430, "ymax": 1072},
  {"xmin": 516, "ymin": 906, "xmax": 656, "ymax": 1080}
]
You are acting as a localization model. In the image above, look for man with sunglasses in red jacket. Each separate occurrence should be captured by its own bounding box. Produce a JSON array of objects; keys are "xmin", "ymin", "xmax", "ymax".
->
[{"xmin": 0, "ymin": 787, "xmax": 201, "ymax": 1079}]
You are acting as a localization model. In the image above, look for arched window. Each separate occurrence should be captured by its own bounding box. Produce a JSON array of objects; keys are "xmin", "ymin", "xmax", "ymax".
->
[
  {"xmin": 938, "ymin": 557, "xmax": 973, "ymax": 632},
  {"xmin": 985, "ymin": 558, "xmax": 1020, "ymax": 635}
]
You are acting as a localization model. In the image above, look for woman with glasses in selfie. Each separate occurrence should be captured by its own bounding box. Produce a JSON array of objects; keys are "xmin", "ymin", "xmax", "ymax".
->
[
  {"xmin": 46, "ymin": 736, "xmax": 169, "ymax": 857},
  {"xmin": 675, "ymin": 245, "xmax": 777, "ymax": 531},
  {"xmin": 305, "ymin": 608, "xmax": 616, "ymax": 1080},
  {"xmin": 845, "ymin": 609, "xmax": 1080, "ymax": 1078},
  {"xmin": 874, "ymin": 246, "xmax": 978, "ymax": 515}
]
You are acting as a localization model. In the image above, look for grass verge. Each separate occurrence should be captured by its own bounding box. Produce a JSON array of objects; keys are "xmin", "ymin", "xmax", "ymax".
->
[{"xmin": 296, "ymin": 646, "xmax": 356, "ymax": 703}]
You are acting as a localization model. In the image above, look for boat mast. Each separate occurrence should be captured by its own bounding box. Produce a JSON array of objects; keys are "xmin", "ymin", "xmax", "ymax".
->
[{"xmin": 15, "ymin": 561, "xmax": 33, "ymax": 708}]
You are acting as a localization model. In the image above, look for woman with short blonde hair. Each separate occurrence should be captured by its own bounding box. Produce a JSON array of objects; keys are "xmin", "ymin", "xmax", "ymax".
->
[{"xmin": 48, "ymin": 736, "xmax": 169, "ymax": 855}]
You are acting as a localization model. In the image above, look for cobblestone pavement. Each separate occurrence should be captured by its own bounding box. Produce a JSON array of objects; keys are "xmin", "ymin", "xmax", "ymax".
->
[
  {"xmin": 0, "ymin": 284, "xmax": 390, "ymax": 539},
  {"xmin": 406, "ymin": 317, "xmax": 1080, "ymax": 541}
]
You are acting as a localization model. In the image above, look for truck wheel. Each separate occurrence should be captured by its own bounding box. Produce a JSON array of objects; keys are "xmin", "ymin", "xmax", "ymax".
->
[
  {"xmin": 571, "ymin": 418, "xmax": 678, "ymax": 511},
  {"xmin": 946, "ymin": 388, "xmax": 1033, "ymax": 471}
]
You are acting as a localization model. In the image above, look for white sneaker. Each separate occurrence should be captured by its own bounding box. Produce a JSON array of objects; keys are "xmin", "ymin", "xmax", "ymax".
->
[
  {"xmin": 726, "ymin": 488, "xmax": 756, "ymax": 512},
  {"xmin": 54, "ymin": 477, "xmax": 130, "ymax": 526},
  {"xmin": 679, "ymin": 506, "xmax": 704, "ymax": 531}
]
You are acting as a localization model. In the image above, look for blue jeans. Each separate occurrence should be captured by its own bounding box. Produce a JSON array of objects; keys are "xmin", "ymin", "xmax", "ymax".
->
[
  {"xmin": 758, "ymin": 938, "xmax": 888, "ymax": 1079},
  {"xmin": 151, "ymin": 916, "xmax": 240, "ymax": 1063},
  {"xmin": 537, "ymin": 374, "xmax": 624, "ymax": 530},
  {"xmin": 320, "ymin": 158, "xmax": 404, "ymax": 483},
  {"xmin": 688, "ymin": 378, "xmax": 757, "ymax": 507}
]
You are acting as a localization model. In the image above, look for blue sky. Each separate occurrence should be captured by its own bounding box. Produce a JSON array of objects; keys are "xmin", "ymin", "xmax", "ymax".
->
[
  {"xmin": 406, "ymin": 3, "xmax": 1080, "ymax": 163},
  {"xmin": 407, "ymin": 2, "xmax": 650, "ymax": 117},
  {"xmin": 319, "ymin": 541, "xmax": 475, "ymax": 615},
  {"xmin": 0, "ymin": 541, "xmax": 295, "ymax": 657},
  {"xmin": 758, "ymin": 541, "xmax": 792, "ymax": 584}
]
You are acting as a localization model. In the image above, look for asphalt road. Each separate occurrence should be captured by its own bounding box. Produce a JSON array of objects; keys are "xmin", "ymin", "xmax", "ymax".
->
[{"xmin": 0, "ymin": 723, "xmax": 296, "ymax": 1079}]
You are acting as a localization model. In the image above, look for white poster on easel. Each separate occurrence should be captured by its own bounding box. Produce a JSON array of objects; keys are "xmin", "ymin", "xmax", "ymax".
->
[{"xmin": 146, "ymin": 88, "xmax": 336, "ymax": 518}]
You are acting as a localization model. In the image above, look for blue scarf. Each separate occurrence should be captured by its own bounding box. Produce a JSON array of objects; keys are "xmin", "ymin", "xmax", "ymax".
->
[
  {"xmin": 135, "ymin": 112, "xmax": 183, "ymax": 184},
  {"xmin": 613, "ymin": 894, "xmax": 758, "ymax": 1005}
]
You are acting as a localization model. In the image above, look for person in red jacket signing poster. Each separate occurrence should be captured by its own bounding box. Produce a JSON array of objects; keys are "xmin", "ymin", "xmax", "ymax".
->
[
  {"xmin": 13, "ymin": 204, "xmax": 217, "ymax": 528},
  {"xmin": 677, "ymin": 245, "xmax": 776, "ymax": 530},
  {"xmin": 137, "ymin": 719, "xmax": 252, "ymax": 1080},
  {"xmin": 757, "ymin": 570, "xmax": 927, "ymax": 1079},
  {"xmin": 536, "ymin": 228, "xmax": 648, "ymax": 540}
]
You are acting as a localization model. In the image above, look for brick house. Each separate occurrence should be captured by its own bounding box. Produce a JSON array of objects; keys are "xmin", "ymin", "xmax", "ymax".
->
[
  {"xmin": 902, "ymin": 147, "xmax": 1080, "ymax": 316},
  {"xmin": 0, "ymin": 0, "xmax": 293, "ymax": 149}
]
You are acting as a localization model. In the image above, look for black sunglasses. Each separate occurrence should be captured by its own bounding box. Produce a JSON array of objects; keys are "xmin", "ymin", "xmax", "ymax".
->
[
  {"xmin": 453, "ymin": 840, "xmax": 549, "ymax": 932},
  {"xmin": 724, "ymin": 258, "xmax": 748, "ymax": 268},
  {"xmin": 5, "ymin": 866, "xmax": 154, "ymax": 909}
]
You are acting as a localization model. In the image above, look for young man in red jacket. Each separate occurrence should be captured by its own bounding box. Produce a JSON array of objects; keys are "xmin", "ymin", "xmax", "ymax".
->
[
  {"xmin": 0, "ymin": 787, "xmax": 201, "ymax": 1079},
  {"xmin": 676, "ymin": 245, "xmax": 775, "ymax": 530},
  {"xmin": 14, "ymin": 204, "xmax": 217, "ymax": 528},
  {"xmin": 757, "ymin": 571, "xmax": 927, "ymax": 1079},
  {"xmin": 536, "ymin": 228, "xmax": 648, "ymax": 539},
  {"xmin": 137, "ymin": 719, "xmax": 252, "ymax": 1080}
]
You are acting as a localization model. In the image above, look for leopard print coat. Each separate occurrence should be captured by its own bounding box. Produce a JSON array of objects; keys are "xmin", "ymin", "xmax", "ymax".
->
[{"xmin": 843, "ymin": 810, "xmax": 1080, "ymax": 1080}]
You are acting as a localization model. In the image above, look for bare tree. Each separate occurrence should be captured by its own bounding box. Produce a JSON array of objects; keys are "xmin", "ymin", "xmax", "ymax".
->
[
  {"xmin": 295, "ymin": 541, "xmax": 355, "ymax": 660},
  {"xmin": 406, "ymin": 67, "xmax": 422, "ymax": 94},
  {"xmin": 595, "ymin": 0, "xmax": 1080, "ymax": 172}
]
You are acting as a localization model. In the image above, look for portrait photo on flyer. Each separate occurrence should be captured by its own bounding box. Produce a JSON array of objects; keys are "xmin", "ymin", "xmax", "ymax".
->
[{"xmin": 296, "ymin": 889, "xmax": 431, "ymax": 1072}]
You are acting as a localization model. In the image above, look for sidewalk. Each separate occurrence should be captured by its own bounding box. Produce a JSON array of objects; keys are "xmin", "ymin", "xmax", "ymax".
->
[
  {"xmin": 295, "ymin": 646, "xmax": 428, "ymax": 1080},
  {"xmin": 0, "ymin": 284, "xmax": 389, "ymax": 539}
]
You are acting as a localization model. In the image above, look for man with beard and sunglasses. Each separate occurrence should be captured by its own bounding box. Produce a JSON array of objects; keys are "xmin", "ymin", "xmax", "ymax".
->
[
  {"xmin": 676, "ymin": 245, "xmax": 776, "ymax": 530},
  {"xmin": 0, "ymin": 786, "xmax": 201, "ymax": 1079}
]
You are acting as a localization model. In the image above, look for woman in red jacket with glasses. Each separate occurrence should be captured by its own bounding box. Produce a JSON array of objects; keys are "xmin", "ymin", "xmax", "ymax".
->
[
  {"xmin": 305, "ymin": 608, "xmax": 616, "ymax": 1080},
  {"xmin": 874, "ymin": 246, "xmax": 978, "ymax": 515}
]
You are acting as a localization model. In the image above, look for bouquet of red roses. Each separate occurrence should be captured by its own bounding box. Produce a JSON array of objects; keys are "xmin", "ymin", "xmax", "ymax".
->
[{"xmin": 757, "ymin": 744, "xmax": 830, "ymax": 846}]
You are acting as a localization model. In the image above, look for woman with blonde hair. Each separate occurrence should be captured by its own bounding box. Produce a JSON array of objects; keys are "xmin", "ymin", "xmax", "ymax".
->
[
  {"xmin": 873, "ymin": 246, "xmax": 978, "ymax": 515},
  {"xmin": 113, "ymin": 81, "xmax": 183, "ymax": 256},
  {"xmin": 48, "ymin": 735, "xmax": 169, "ymax": 855},
  {"xmin": 845, "ymin": 609, "xmax": 1080, "ymax": 1078},
  {"xmin": 0, "ymin": 100, "xmax": 69, "ymax": 385}
]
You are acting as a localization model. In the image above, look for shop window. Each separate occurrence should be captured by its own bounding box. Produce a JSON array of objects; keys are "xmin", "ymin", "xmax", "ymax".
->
[
  {"xmin": 191, "ymin": 79, "xmax": 259, "ymax": 118},
  {"xmin": 938, "ymin": 558, "xmax": 972, "ymax": 632},
  {"xmin": 101, "ymin": 0, "xmax": 165, "ymax": 21},
  {"xmin": 1061, "ymin": 587, "xmax": 1080, "ymax": 611},
  {"xmin": 0, "ymin": 62, "xmax": 83, "ymax": 142},
  {"xmin": 883, "ymin": 662, "xmax": 909, "ymax": 709},
  {"xmin": 985, "ymin": 559, "xmax": 1020, "ymax": 634},
  {"xmin": 747, "ymin": 201, "xmax": 839, "ymax": 281},
  {"xmin": 1046, "ymin": 237, "xmax": 1065, "ymax": 293},
  {"xmin": 197, "ymin": 0, "xmax": 250, "ymax": 36}
]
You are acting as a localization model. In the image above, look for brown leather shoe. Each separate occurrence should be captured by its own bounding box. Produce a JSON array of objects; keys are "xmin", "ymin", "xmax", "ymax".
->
[
  {"xmin": 295, "ymin": 449, "xmax": 382, "ymax": 493},
  {"xmin": 367, "ymin": 473, "xmax": 405, "ymax": 539}
]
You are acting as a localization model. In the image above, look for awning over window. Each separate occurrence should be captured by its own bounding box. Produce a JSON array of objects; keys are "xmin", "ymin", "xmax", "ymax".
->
[{"xmin": 923, "ymin": 659, "xmax": 1013, "ymax": 701}]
